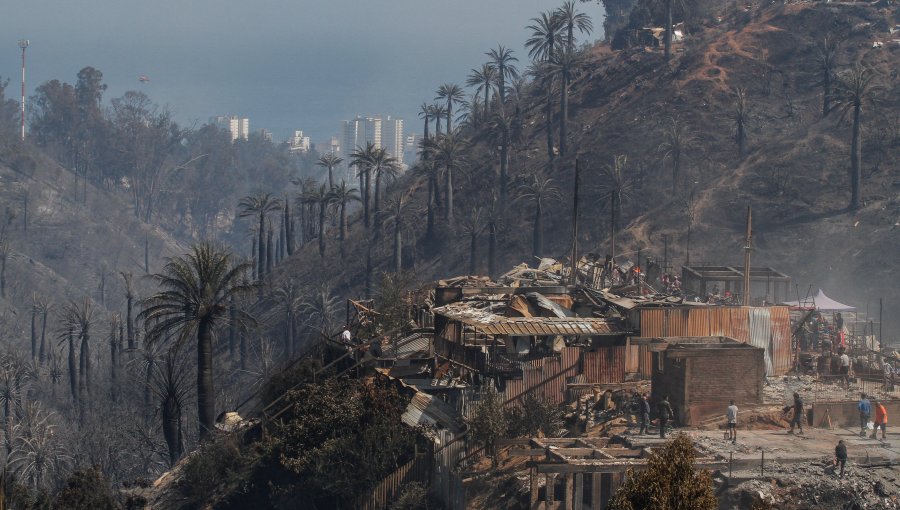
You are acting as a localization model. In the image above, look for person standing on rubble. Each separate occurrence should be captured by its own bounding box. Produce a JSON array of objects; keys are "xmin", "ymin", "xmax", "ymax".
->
[
  {"xmin": 858, "ymin": 393, "xmax": 871, "ymax": 437},
  {"xmin": 788, "ymin": 392, "xmax": 804, "ymax": 434},
  {"xmin": 638, "ymin": 393, "xmax": 651, "ymax": 435},
  {"xmin": 726, "ymin": 400, "xmax": 739, "ymax": 444},
  {"xmin": 834, "ymin": 439, "xmax": 848, "ymax": 477},
  {"xmin": 840, "ymin": 349, "xmax": 851, "ymax": 389},
  {"xmin": 657, "ymin": 396, "xmax": 674, "ymax": 439},
  {"xmin": 872, "ymin": 400, "xmax": 887, "ymax": 440}
]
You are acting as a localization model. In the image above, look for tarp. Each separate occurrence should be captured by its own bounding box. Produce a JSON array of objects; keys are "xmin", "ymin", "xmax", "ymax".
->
[{"xmin": 781, "ymin": 289, "xmax": 855, "ymax": 311}]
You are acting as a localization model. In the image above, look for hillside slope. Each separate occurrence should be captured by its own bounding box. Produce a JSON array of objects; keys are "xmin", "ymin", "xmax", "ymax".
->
[
  {"xmin": 274, "ymin": 1, "xmax": 900, "ymax": 339},
  {"xmin": 0, "ymin": 144, "xmax": 185, "ymax": 345}
]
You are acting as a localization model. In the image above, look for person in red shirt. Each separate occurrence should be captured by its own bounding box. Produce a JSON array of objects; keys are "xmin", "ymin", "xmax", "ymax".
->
[{"xmin": 872, "ymin": 400, "xmax": 888, "ymax": 440}]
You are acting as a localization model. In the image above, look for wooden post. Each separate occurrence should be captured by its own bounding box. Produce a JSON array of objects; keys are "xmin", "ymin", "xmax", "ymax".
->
[
  {"xmin": 531, "ymin": 467, "xmax": 540, "ymax": 509},
  {"xmin": 547, "ymin": 474, "xmax": 555, "ymax": 504},
  {"xmin": 743, "ymin": 204, "xmax": 752, "ymax": 305},
  {"xmin": 591, "ymin": 473, "xmax": 601, "ymax": 510},
  {"xmin": 574, "ymin": 473, "xmax": 584, "ymax": 510},
  {"xmin": 564, "ymin": 473, "xmax": 574, "ymax": 510}
]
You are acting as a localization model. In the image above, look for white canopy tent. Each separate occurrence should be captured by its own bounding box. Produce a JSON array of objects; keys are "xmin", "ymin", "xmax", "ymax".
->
[{"xmin": 781, "ymin": 289, "xmax": 855, "ymax": 311}]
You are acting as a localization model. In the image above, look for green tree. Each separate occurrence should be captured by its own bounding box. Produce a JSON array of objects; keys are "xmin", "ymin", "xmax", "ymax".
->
[
  {"xmin": 517, "ymin": 173, "xmax": 562, "ymax": 259},
  {"xmin": 526, "ymin": 11, "xmax": 564, "ymax": 160},
  {"xmin": 608, "ymin": 434, "xmax": 717, "ymax": 510},
  {"xmin": 238, "ymin": 192, "xmax": 283, "ymax": 279},
  {"xmin": 832, "ymin": 65, "xmax": 883, "ymax": 211},
  {"xmin": 316, "ymin": 152, "xmax": 343, "ymax": 190},
  {"xmin": 429, "ymin": 134, "xmax": 468, "ymax": 228},
  {"xmin": 556, "ymin": 0, "xmax": 593, "ymax": 53},
  {"xmin": 139, "ymin": 242, "xmax": 256, "ymax": 439},
  {"xmin": 350, "ymin": 142, "xmax": 377, "ymax": 229},
  {"xmin": 547, "ymin": 47, "xmax": 586, "ymax": 157}
]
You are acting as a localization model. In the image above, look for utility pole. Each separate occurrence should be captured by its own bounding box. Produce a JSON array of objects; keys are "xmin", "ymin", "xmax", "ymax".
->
[
  {"xmin": 569, "ymin": 158, "xmax": 580, "ymax": 286},
  {"xmin": 17, "ymin": 39, "xmax": 29, "ymax": 142},
  {"xmin": 663, "ymin": 234, "xmax": 669, "ymax": 277},
  {"xmin": 742, "ymin": 205, "xmax": 752, "ymax": 306}
]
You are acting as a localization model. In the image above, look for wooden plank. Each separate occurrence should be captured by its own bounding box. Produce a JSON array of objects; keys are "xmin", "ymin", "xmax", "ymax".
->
[
  {"xmin": 511, "ymin": 448, "xmax": 548, "ymax": 457},
  {"xmin": 591, "ymin": 473, "xmax": 601, "ymax": 510},
  {"xmin": 564, "ymin": 474, "xmax": 574, "ymax": 510},
  {"xmin": 530, "ymin": 467, "xmax": 540, "ymax": 510},
  {"xmin": 535, "ymin": 461, "xmax": 726, "ymax": 474}
]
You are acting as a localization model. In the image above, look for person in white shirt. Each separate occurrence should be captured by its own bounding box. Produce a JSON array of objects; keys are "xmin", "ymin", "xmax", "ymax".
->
[{"xmin": 726, "ymin": 400, "xmax": 738, "ymax": 444}]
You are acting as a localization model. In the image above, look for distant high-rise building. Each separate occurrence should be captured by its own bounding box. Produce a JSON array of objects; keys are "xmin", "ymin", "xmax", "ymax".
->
[
  {"xmin": 259, "ymin": 128, "xmax": 274, "ymax": 143},
  {"xmin": 314, "ymin": 136, "xmax": 340, "ymax": 156},
  {"xmin": 382, "ymin": 117, "xmax": 404, "ymax": 165},
  {"xmin": 210, "ymin": 115, "xmax": 249, "ymax": 142},
  {"xmin": 404, "ymin": 133, "xmax": 421, "ymax": 165},
  {"xmin": 289, "ymin": 130, "xmax": 311, "ymax": 153},
  {"xmin": 342, "ymin": 117, "xmax": 366, "ymax": 156}
]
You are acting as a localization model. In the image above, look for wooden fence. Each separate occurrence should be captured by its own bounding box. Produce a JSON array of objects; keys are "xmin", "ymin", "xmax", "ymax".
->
[{"xmin": 357, "ymin": 453, "xmax": 430, "ymax": 510}]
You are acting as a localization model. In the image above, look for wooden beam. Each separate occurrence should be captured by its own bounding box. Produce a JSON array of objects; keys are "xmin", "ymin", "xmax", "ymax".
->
[
  {"xmin": 565, "ymin": 473, "xmax": 574, "ymax": 510},
  {"xmin": 574, "ymin": 473, "xmax": 584, "ymax": 510},
  {"xmin": 535, "ymin": 460, "xmax": 725, "ymax": 474},
  {"xmin": 591, "ymin": 473, "xmax": 601, "ymax": 510}
]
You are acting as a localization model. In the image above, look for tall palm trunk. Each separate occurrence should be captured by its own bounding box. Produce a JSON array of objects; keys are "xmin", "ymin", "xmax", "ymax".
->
[
  {"xmin": 850, "ymin": 103, "xmax": 861, "ymax": 210},
  {"xmin": 126, "ymin": 294, "xmax": 135, "ymax": 351},
  {"xmin": 285, "ymin": 308, "xmax": 294, "ymax": 355},
  {"xmin": 30, "ymin": 308, "xmax": 37, "ymax": 360},
  {"xmin": 374, "ymin": 172, "xmax": 382, "ymax": 234},
  {"xmin": 488, "ymin": 222, "xmax": 497, "ymax": 278},
  {"xmin": 365, "ymin": 239, "xmax": 373, "ymax": 299},
  {"xmin": 79, "ymin": 327, "xmax": 91, "ymax": 399},
  {"xmin": 363, "ymin": 170, "xmax": 371, "ymax": 229},
  {"xmin": 545, "ymin": 77, "xmax": 555, "ymax": 160},
  {"xmin": 318, "ymin": 201, "xmax": 326, "ymax": 257},
  {"xmin": 39, "ymin": 311, "xmax": 47, "ymax": 362},
  {"xmin": 257, "ymin": 213, "xmax": 265, "ymax": 278},
  {"xmin": 110, "ymin": 322, "xmax": 118, "ymax": 402},
  {"xmin": 484, "ymin": 85, "xmax": 491, "ymax": 120},
  {"xmin": 423, "ymin": 115, "xmax": 430, "ymax": 140},
  {"xmin": 559, "ymin": 73, "xmax": 569, "ymax": 157},
  {"xmin": 327, "ymin": 166, "xmax": 334, "ymax": 190},
  {"xmin": 498, "ymin": 71, "xmax": 506, "ymax": 107},
  {"xmin": 446, "ymin": 104, "xmax": 453, "ymax": 134},
  {"xmin": 469, "ymin": 232, "xmax": 477, "ymax": 275},
  {"xmin": 445, "ymin": 165, "xmax": 454, "ymax": 227},
  {"xmin": 266, "ymin": 227, "xmax": 274, "ymax": 273},
  {"xmin": 67, "ymin": 329, "xmax": 78, "ymax": 403},
  {"xmin": 500, "ymin": 138, "xmax": 509, "ymax": 204},
  {"xmin": 339, "ymin": 201, "xmax": 348, "ymax": 254},
  {"xmin": 426, "ymin": 175, "xmax": 436, "ymax": 239},
  {"xmin": 284, "ymin": 200, "xmax": 293, "ymax": 256},
  {"xmin": 228, "ymin": 299, "xmax": 236, "ymax": 361},
  {"xmin": 197, "ymin": 319, "xmax": 215, "ymax": 440},
  {"xmin": 162, "ymin": 394, "xmax": 182, "ymax": 466},
  {"xmin": 394, "ymin": 218, "xmax": 402, "ymax": 273},
  {"xmin": 533, "ymin": 203, "xmax": 543, "ymax": 258}
]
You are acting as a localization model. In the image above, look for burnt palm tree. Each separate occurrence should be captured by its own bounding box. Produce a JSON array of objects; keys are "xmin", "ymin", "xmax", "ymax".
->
[
  {"xmin": 486, "ymin": 194, "xmax": 503, "ymax": 279},
  {"xmin": 35, "ymin": 297, "xmax": 51, "ymax": 363},
  {"xmin": 556, "ymin": 0, "xmax": 593, "ymax": 53},
  {"xmin": 238, "ymin": 192, "xmax": 282, "ymax": 279},
  {"xmin": 299, "ymin": 285, "xmax": 341, "ymax": 343},
  {"xmin": 428, "ymin": 103, "xmax": 447, "ymax": 137},
  {"xmin": 316, "ymin": 153, "xmax": 344, "ymax": 190},
  {"xmin": 327, "ymin": 181, "xmax": 360, "ymax": 255},
  {"xmin": 488, "ymin": 110, "xmax": 513, "ymax": 203},
  {"xmin": 430, "ymin": 134, "xmax": 469, "ymax": 228},
  {"xmin": 527, "ymin": 12, "xmax": 564, "ymax": 160},
  {"xmin": 350, "ymin": 142, "xmax": 376, "ymax": 229},
  {"xmin": 418, "ymin": 102, "xmax": 431, "ymax": 141},
  {"xmin": 310, "ymin": 184, "xmax": 332, "ymax": 257},
  {"xmin": 150, "ymin": 346, "xmax": 191, "ymax": 466},
  {"xmin": 61, "ymin": 298, "xmax": 94, "ymax": 401},
  {"xmin": 517, "ymin": 174, "xmax": 563, "ymax": 258},
  {"xmin": 814, "ymin": 36, "xmax": 840, "ymax": 117},
  {"xmin": 370, "ymin": 147, "xmax": 400, "ymax": 233},
  {"xmin": 436, "ymin": 83, "xmax": 466, "ymax": 133},
  {"xmin": 547, "ymin": 47, "xmax": 585, "ymax": 157},
  {"xmin": 140, "ymin": 242, "xmax": 256, "ymax": 439},
  {"xmin": 120, "ymin": 272, "xmax": 136, "ymax": 352},
  {"xmin": 461, "ymin": 207, "xmax": 486, "ymax": 275},
  {"xmin": 832, "ymin": 65, "xmax": 883, "ymax": 210},
  {"xmin": 414, "ymin": 144, "xmax": 442, "ymax": 241},
  {"xmin": 657, "ymin": 117, "xmax": 696, "ymax": 194},
  {"xmin": 467, "ymin": 63, "xmax": 496, "ymax": 122},
  {"xmin": 273, "ymin": 280, "xmax": 301, "ymax": 355},
  {"xmin": 486, "ymin": 45, "xmax": 519, "ymax": 108},
  {"xmin": 596, "ymin": 155, "xmax": 634, "ymax": 263},
  {"xmin": 383, "ymin": 196, "xmax": 415, "ymax": 273}
]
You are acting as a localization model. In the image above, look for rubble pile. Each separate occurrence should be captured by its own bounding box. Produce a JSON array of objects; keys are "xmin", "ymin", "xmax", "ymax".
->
[{"xmin": 721, "ymin": 461, "xmax": 900, "ymax": 510}]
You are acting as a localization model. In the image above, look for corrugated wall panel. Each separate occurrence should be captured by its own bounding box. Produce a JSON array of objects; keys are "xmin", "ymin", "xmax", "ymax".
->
[
  {"xmin": 708, "ymin": 308, "xmax": 732, "ymax": 336},
  {"xmin": 640, "ymin": 309, "xmax": 665, "ymax": 337},
  {"xmin": 626, "ymin": 341, "xmax": 640, "ymax": 374},
  {"xmin": 639, "ymin": 345, "xmax": 653, "ymax": 379},
  {"xmin": 583, "ymin": 346, "xmax": 626, "ymax": 384},
  {"xmin": 748, "ymin": 308, "xmax": 775, "ymax": 375},
  {"xmin": 729, "ymin": 308, "xmax": 751, "ymax": 343},
  {"xmin": 687, "ymin": 308, "xmax": 711, "ymax": 336},
  {"xmin": 768, "ymin": 306, "xmax": 793, "ymax": 376}
]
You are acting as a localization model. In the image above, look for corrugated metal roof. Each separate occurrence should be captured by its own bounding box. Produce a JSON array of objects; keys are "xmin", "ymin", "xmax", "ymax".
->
[
  {"xmin": 401, "ymin": 391, "xmax": 464, "ymax": 434},
  {"xmin": 433, "ymin": 303, "xmax": 618, "ymax": 336},
  {"xmin": 383, "ymin": 332, "xmax": 432, "ymax": 359}
]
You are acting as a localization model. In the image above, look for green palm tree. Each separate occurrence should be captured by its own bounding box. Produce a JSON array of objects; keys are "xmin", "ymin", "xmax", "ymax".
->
[
  {"xmin": 428, "ymin": 103, "xmax": 446, "ymax": 137},
  {"xmin": 832, "ymin": 65, "xmax": 883, "ymax": 210},
  {"xmin": 486, "ymin": 45, "xmax": 519, "ymax": 108},
  {"xmin": 139, "ymin": 242, "xmax": 256, "ymax": 439},
  {"xmin": 418, "ymin": 102, "xmax": 431, "ymax": 140},
  {"xmin": 596, "ymin": 155, "xmax": 634, "ymax": 263},
  {"xmin": 517, "ymin": 174, "xmax": 563, "ymax": 258},
  {"xmin": 327, "ymin": 180, "xmax": 361, "ymax": 254},
  {"xmin": 316, "ymin": 153, "xmax": 344, "ymax": 190},
  {"xmin": 238, "ymin": 192, "xmax": 282, "ymax": 279},
  {"xmin": 555, "ymin": 0, "xmax": 593, "ymax": 53},
  {"xmin": 436, "ymin": 83, "xmax": 466, "ymax": 133},
  {"xmin": 657, "ymin": 117, "xmax": 695, "ymax": 194},
  {"xmin": 431, "ymin": 134, "xmax": 468, "ymax": 228},
  {"xmin": 467, "ymin": 63, "xmax": 496, "ymax": 122}
]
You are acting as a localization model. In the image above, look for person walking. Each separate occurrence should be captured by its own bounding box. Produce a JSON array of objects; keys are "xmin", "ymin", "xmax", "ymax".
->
[
  {"xmin": 834, "ymin": 439, "xmax": 848, "ymax": 477},
  {"xmin": 726, "ymin": 400, "xmax": 739, "ymax": 444},
  {"xmin": 872, "ymin": 400, "xmax": 887, "ymax": 440},
  {"xmin": 788, "ymin": 392, "xmax": 804, "ymax": 434},
  {"xmin": 657, "ymin": 396, "xmax": 674, "ymax": 439},
  {"xmin": 858, "ymin": 393, "xmax": 872, "ymax": 437},
  {"xmin": 638, "ymin": 393, "xmax": 651, "ymax": 435}
]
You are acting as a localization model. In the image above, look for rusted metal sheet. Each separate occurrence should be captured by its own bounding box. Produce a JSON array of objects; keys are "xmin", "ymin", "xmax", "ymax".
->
[
  {"xmin": 639, "ymin": 309, "xmax": 665, "ymax": 337},
  {"xmin": 768, "ymin": 306, "xmax": 792, "ymax": 376},
  {"xmin": 748, "ymin": 308, "xmax": 775, "ymax": 375},
  {"xmin": 503, "ymin": 347, "xmax": 581, "ymax": 404},
  {"xmin": 583, "ymin": 346, "xmax": 626, "ymax": 384}
]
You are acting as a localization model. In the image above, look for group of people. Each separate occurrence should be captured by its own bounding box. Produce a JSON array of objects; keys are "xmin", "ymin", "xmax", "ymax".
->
[
  {"xmin": 858, "ymin": 393, "xmax": 888, "ymax": 440},
  {"xmin": 626, "ymin": 393, "xmax": 675, "ymax": 438}
]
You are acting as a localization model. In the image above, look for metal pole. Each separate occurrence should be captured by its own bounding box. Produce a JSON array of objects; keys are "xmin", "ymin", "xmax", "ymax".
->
[
  {"xmin": 729, "ymin": 451, "xmax": 733, "ymax": 479},
  {"xmin": 880, "ymin": 298, "xmax": 883, "ymax": 348},
  {"xmin": 743, "ymin": 205, "xmax": 752, "ymax": 306},
  {"xmin": 663, "ymin": 234, "xmax": 669, "ymax": 277},
  {"xmin": 18, "ymin": 40, "xmax": 29, "ymax": 142},
  {"xmin": 760, "ymin": 450, "xmax": 764, "ymax": 476}
]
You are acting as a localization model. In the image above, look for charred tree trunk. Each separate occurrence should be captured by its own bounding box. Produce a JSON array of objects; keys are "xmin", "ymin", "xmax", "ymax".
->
[
  {"xmin": 318, "ymin": 202, "xmax": 326, "ymax": 258},
  {"xmin": 162, "ymin": 395, "xmax": 183, "ymax": 466},
  {"xmin": 197, "ymin": 319, "xmax": 215, "ymax": 440},
  {"xmin": 545, "ymin": 77, "xmax": 555, "ymax": 161},
  {"xmin": 488, "ymin": 222, "xmax": 497, "ymax": 279},
  {"xmin": 228, "ymin": 299, "xmax": 237, "ymax": 362},
  {"xmin": 39, "ymin": 310, "xmax": 47, "ymax": 363},
  {"xmin": 257, "ymin": 213, "xmax": 266, "ymax": 278},
  {"xmin": 664, "ymin": 0, "xmax": 673, "ymax": 62},
  {"xmin": 533, "ymin": 203, "xmax": 543, "ymax": 258},
  {"xmin": 30, "ymin": 307, "xmax": 37, "ymax": 360},
  {"xmin": 266, "ymin": 227, "xmax": 274, "ymax": 274},
  {"xmin": 850, "ymin": 103, "xmax": 861, "ymax": 210},
  {"xmin": 394, "ymin": 219, "xmax": 402, "ymax": 274},
  {"xmin": 67, "ymin": 330, "xmax": 78, "ymax": 404}
]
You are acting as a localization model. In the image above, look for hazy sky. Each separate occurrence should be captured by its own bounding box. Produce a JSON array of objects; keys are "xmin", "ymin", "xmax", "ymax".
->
[{"xmin": 2, "ymin": 0, "xmax": 605, "ymax": 143}]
